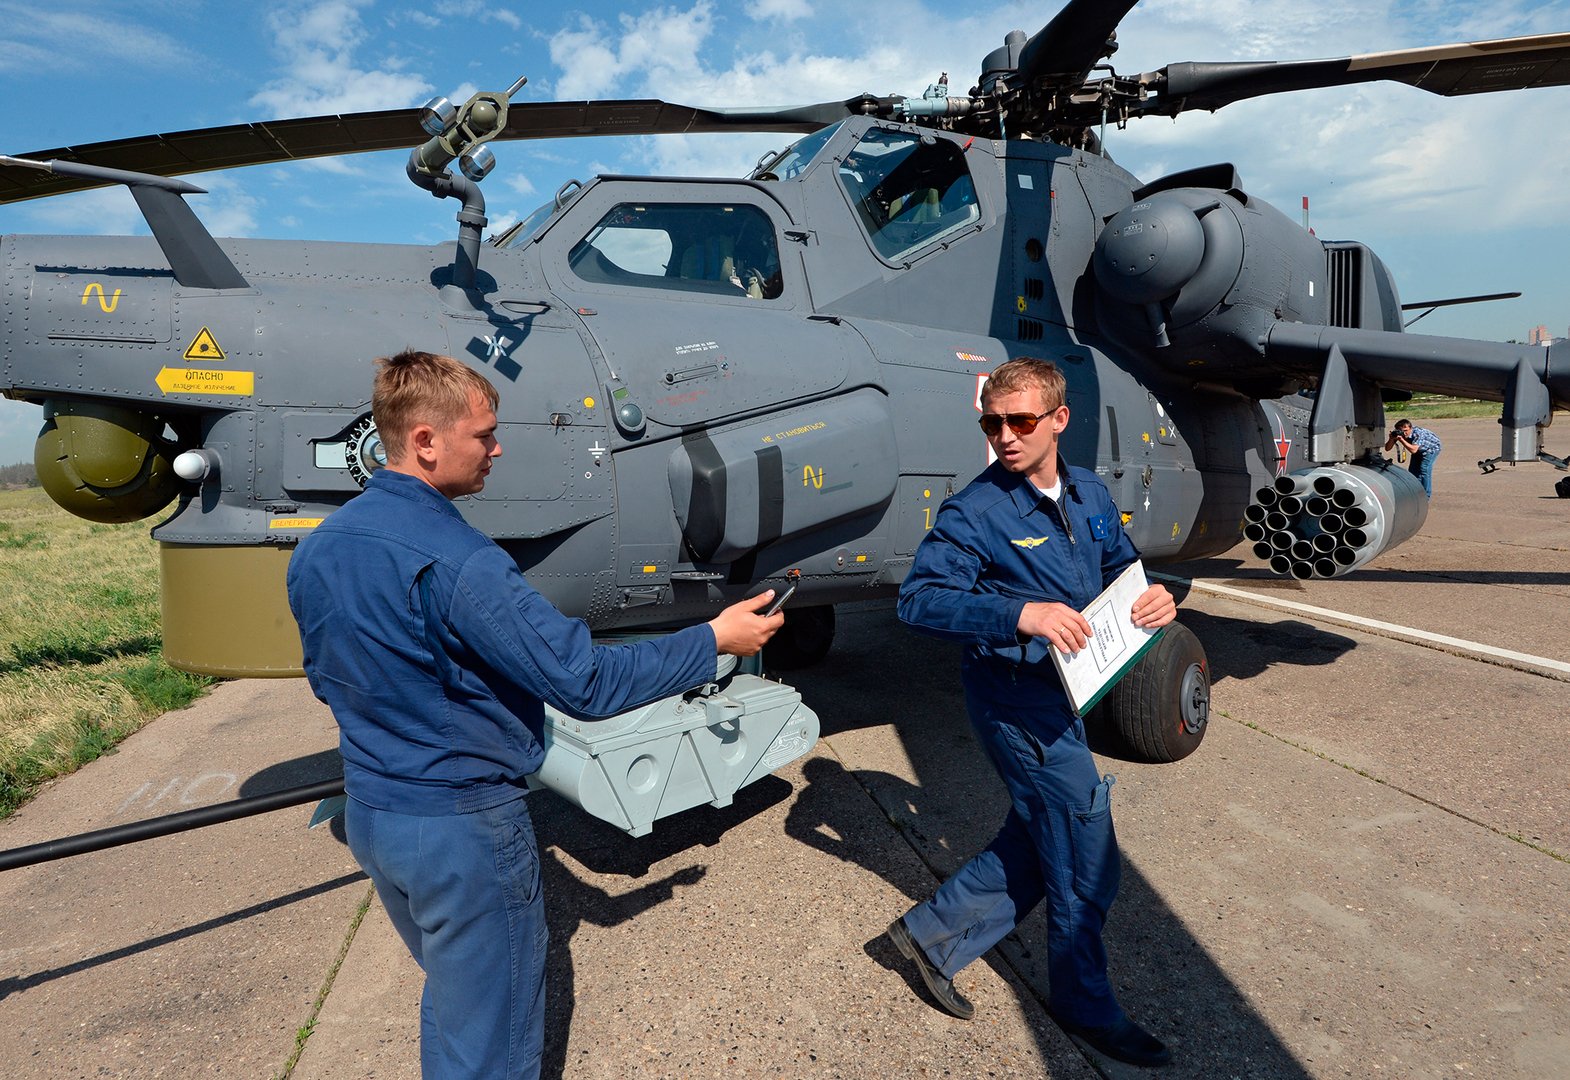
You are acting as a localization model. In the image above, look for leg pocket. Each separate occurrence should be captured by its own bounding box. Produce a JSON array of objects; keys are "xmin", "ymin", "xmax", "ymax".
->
[
  {"xmin": 1069, "ymin": 775, "xmax": 1121, "ymax": 912},
  {"xmin": 492, "ymin": 803, "xmax": 542, "ymax": 909}
]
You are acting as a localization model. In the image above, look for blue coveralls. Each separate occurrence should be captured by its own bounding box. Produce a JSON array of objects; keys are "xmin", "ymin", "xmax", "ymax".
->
[
  {"xmin": 896, "ymin": 457, "xmax": 1140, "ymax": 1027},
  {"xmin": 287, "ymin": 469, "xmax": 716, "ymax": 1079}
]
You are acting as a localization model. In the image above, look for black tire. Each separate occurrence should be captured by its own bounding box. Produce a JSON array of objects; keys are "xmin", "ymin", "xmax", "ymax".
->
[
  {"xmin": 1555, "ymin": 476, "xmax": 1570, "ymax": 499},
  {"xmin": 1085, "ymin": 621, "xmax": 1209, "ymax": 764},
  {"xmin": 765, "ymin": 605, "xmax": 836, "ymax": 670}
]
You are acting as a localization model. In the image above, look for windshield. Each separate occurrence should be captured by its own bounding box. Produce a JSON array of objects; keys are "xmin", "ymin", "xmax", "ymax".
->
[
  {"xmin": 751, "ymin": 122, "xmax": 841, "ymax": 181},
  {"xmin": 838, "ymin": 128, "xmax": 978, "ymax": 261},
  {"xmin": 493, "ymin": 200, "xmax": 558, "ymax": 250}
]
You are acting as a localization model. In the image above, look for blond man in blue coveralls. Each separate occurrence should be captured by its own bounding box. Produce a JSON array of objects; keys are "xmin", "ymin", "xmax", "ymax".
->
[
  {"xmin": 288, "ymin": 351, "xmax": 782, "ymax": 1078},
  {"xmin": 888, "ymin": 357, "xmax": 1177, "ymax": 1068}
]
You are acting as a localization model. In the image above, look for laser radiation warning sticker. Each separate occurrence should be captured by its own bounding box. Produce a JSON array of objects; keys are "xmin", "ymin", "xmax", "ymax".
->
[{"xmin": 183, "ymin": 327, "xmax": 226, "ymax": 362}]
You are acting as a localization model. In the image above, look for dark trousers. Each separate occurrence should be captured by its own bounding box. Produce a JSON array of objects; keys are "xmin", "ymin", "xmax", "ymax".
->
[
  {"xmin": 901, "ymin": 688, "xmax": 1123, "ymax": 1026},
  {"xmin": 347, "ymin": 795, "xmax": 547, "ymax": 1079}
]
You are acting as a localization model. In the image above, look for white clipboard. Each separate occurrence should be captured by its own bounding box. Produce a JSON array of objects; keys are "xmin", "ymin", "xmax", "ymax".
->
[{"xmin": 1048, "ymin": 560, "xmax": 1164, "ymax": 715}]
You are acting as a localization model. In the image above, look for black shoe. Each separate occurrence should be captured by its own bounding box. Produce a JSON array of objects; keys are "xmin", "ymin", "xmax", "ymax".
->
[
  {"xmin": 1051, "ymin": 1012, "xmax": 1172, "ymax": 1068},
  {"xmin": 886, "ymin": 918, "xmax": 975, "ymax": 1020}
]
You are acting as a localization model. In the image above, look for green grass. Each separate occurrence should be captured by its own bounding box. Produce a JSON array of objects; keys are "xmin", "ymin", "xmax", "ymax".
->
[
  {"xmin": 1384, "ymin": 394, "xmax": 1534, "ymax": 420},
  {"xmin": 0, "ymin": 489, "xmax": 214, "ymax": 819}
]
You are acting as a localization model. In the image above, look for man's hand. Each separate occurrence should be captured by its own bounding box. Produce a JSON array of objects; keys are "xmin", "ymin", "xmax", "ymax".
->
[
  {"xmin": 708, "ymin": 592, "xmax": 786, "ymax": 656},
  {"xmin": 1019, "ymin": 584, "xmax": 1177, "ymax": 654},
  {"xmin": 1018, "ymin": 601, "xmax": 1093, "ymax": 654},
  {"xmin": 1130, "ymin": 583, "xmax": 1176, "ymax": 629}
]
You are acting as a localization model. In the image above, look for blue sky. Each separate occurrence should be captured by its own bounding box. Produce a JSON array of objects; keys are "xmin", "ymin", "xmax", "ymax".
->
[{"xmin": 4, "ymin": 0, "xmax": 1570, "ymax": 465}]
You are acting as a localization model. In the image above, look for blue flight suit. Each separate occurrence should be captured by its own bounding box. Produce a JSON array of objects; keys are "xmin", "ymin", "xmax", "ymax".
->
[
  {"xmin": 287, "ymin": 468, "xmax": 716, "ymax": 1079},
  {"xmin": 896, "ymin": 457, "xmax": 1139, "ymax": 1027}
]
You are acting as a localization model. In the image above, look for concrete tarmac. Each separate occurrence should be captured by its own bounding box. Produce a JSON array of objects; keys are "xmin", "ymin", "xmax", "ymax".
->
[{"xmin": 1, "ymin": 417, "xmax": 1566, "ymax": 1078}]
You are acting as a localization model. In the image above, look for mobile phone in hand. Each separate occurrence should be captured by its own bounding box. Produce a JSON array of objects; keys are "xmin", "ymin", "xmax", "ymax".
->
[{"xmin": 762, "ymin": 579, "xmax": 797, "ymax": 617}]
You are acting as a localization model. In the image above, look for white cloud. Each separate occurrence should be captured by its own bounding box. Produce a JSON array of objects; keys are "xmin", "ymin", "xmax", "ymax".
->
[
  {"xmin": 548, "ymin": 18, "xmax": 623, "ymax": 100},
  {"xmin": 21, "ymin": 187, "xmax": 146, "ymax": 236},
  {"xmin": 486, "ymin": 211, "xmax": 520, "ymax": 238},
  {"xmin": 192, "ymin": 177, "xmax": 263, "ymax": 238},
  {"xmin": 0, "ymin": 6, "xmax": 190, "ymax": 72},
  {"xmin": 550, "ymin": 2, "xmax": 717, "ymax": 100},
  {"xmin": 432, "ymin": 0, "xmax": 522, "ymax": 31},
  {"xmin": 15, "ymin": 173, "xmax": 265, "ymax": 240},
  {"xmin": 250, "ymin": 0, "xmax": 434, "ymax": 116},
  {"xmin": 504, "ymin": 174, "xmax": 539, "ymax": 197},
  {"xmin": 748, "ymin": 0, "xmax": 812, "ymax": 21}
]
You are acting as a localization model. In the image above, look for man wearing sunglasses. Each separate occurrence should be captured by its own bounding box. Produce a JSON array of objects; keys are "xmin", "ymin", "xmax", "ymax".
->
[{"xmin": 887, "ymin": 357, "xmax": 1177, "ymax": 1068}]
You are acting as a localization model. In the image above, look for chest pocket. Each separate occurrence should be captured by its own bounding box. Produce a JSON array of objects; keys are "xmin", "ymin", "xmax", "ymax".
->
[{"xmin": 1086, "ymin": 513, "xmax": 1112, "ymax": 541}]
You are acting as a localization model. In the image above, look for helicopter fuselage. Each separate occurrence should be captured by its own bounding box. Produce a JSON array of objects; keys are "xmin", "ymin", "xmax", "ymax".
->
[{"xmin": 0, "ymin": 115, "xmax": 1474, "ymax": 675}]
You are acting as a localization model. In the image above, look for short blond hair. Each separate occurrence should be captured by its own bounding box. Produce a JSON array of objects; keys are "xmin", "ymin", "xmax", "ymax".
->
[
  {"xmin": 981, "ymin": 357, "xmax": 1066, "ymax": 412},
  {"xmin": 372, "ymin": 351, "xmax": 499, "ymax": 463}
]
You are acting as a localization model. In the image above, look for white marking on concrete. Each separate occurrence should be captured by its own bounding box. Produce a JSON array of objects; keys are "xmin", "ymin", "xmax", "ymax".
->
[{"xmin": 1152, "ymin": 572, "xmax": 1570, "ymax": 681}]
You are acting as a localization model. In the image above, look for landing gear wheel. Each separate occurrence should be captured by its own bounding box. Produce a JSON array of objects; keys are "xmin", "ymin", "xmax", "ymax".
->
[
  {"xmin": 1085, "ymin": 621, "xmax": 1209, "ymax": 763},
  {"xmin": 1555, "ymin": 476, "xmax": 1570, "ymax": 499},
  {"xmin": 765, "ymin": 605, "xmax": 836, "ymax": 670}
]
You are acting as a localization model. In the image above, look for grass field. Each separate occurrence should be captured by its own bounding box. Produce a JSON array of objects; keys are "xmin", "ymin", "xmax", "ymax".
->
[
  {"xmin": 0, "ymin": 489, "xmax": 213, "ymax": 819},
  {"xmin": 1386, "ymin": 394, "xmax": 1505, "ymax": 419}
]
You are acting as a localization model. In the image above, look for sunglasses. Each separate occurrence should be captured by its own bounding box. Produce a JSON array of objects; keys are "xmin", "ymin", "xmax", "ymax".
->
[{"xmin": 978, "ymin": 409, "xmax": 1059, "ymax": 437}]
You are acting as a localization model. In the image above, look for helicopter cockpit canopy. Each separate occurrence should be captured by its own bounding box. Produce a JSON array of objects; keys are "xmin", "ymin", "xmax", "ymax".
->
[
  {"xmin": 751, "ymin": 121, "xmax": 843, "ymax": 181},
  {"xmin": 493, "ymin": 199, "xmax": 559, "ymax": 249},
  {"xmin": 567, "ymin": 202, "xmax": 784, "ymax": 300},
  {"xmin": 836, "ymin": 128, "xmax": 978, "ymax": 262}
]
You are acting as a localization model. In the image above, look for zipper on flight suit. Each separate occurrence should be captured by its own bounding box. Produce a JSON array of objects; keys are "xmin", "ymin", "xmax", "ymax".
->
[
  {"xmin": 1036, "ymin": 483, "xmax": 1099, "ymax": 607},
  {"xmin": 1039, "ymin": 489, "xmax": 1075, "ymax": 545}
]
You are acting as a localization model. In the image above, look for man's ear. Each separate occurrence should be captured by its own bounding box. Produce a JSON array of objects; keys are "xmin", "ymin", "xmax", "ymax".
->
[
  {"xmin": 408, "ymin": 422, "xmax": 439, "ymax": 463},
  {"xmin": 1051, "ymin": 405, "xmax": 1070, "ymax": 434}
]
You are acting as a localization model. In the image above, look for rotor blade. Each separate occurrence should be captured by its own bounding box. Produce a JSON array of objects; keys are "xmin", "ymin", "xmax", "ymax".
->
[
  {"xmin": 1399, "ymin": 291, "xmax": 1521, "ymax": 311},
  {"xmin": 1145, "ymin": 33, "xmax": 1570, "ymax": 115},
  {"xmin": 0, "ymin": 97, "xmax": 874, "ymax": 205},
  {"xmin": 1018, "ymin": 0, "xmax": 1141, "ymax": 91}
]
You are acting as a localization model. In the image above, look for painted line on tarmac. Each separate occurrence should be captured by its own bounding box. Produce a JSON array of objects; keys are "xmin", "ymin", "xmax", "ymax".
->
[{"xmin": 1152, "ymin": 572, "xmax": 1570, "ymax": 682}]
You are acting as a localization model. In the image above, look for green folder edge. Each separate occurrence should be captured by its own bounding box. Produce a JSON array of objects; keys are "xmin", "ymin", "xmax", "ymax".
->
[{"xmin": 1073, "ymin": 625, "xmax": 1167, "ymax": 717}]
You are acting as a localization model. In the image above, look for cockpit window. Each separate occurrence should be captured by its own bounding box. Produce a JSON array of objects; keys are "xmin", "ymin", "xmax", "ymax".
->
[
  {"xmin": 567, "ymin": 203, "xmax": 783, "ymax": 299},
  {"xmin": 493, "ymin": 200, "xmax": 557, "ymax": 249},
  {"xmin": 752, "ymin": 122, "xmax": 841, "ymax": 181},
  {"xmin": 837, "ymin": 129, "xmax": 979, "ymax": 261}
]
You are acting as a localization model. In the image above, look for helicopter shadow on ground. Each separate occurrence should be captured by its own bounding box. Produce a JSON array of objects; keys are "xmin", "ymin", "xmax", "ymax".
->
[
  {"xmin": 783, "ymin": 604, "xmax": 1316, "ymax": 1077},
  {"xmin": 0, "ymin": 749, "xmax": 368, "ymax": 998},
  {"xmin": 242, "ymin": 748, "xmax": 350, "ymax": 845},
  {"xmin": 0, "ymin": 869, "xmax": 367, "ymax": 1001},
  {"xmin": 1166, "ymin": 555, "xmax": 1570, "ymax": 589},
  {"xmin": 1178, "ymin": 608, "xmax": 1355, "ymax": 683}
]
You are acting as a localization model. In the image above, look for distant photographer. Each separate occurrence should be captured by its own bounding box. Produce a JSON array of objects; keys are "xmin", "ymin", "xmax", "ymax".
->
[{"xmin": 1385, "ymin": 418, "xmax": 1442, "ymax": 496}]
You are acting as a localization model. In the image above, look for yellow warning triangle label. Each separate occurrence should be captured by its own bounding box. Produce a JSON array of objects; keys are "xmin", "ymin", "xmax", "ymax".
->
[{"xmin": 183, "ymin": 327, "xmax": 226, "ymax": 362}]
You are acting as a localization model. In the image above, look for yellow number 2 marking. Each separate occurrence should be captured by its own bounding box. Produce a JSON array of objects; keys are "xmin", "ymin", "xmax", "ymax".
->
[{"xmin": 80, "ymin": 282, "xmax": 121, "ymax": 313}]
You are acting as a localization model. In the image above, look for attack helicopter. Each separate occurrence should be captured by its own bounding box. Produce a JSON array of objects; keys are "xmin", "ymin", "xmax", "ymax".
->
[{"xmin": 4, "ymin": 0, "xmax": 1570, "ymax": 797}]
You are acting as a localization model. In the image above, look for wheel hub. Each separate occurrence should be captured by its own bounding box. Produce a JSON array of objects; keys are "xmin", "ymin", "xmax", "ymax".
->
[{"xmin": 1178, "ymin": 662, "xmax": 1209, "ymax": 735}]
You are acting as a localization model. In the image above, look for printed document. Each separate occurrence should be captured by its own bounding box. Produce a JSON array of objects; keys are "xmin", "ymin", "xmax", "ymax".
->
[{"xmin": 1050, "ymin": 560, "xmax": 1164, "ymax": 715}]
